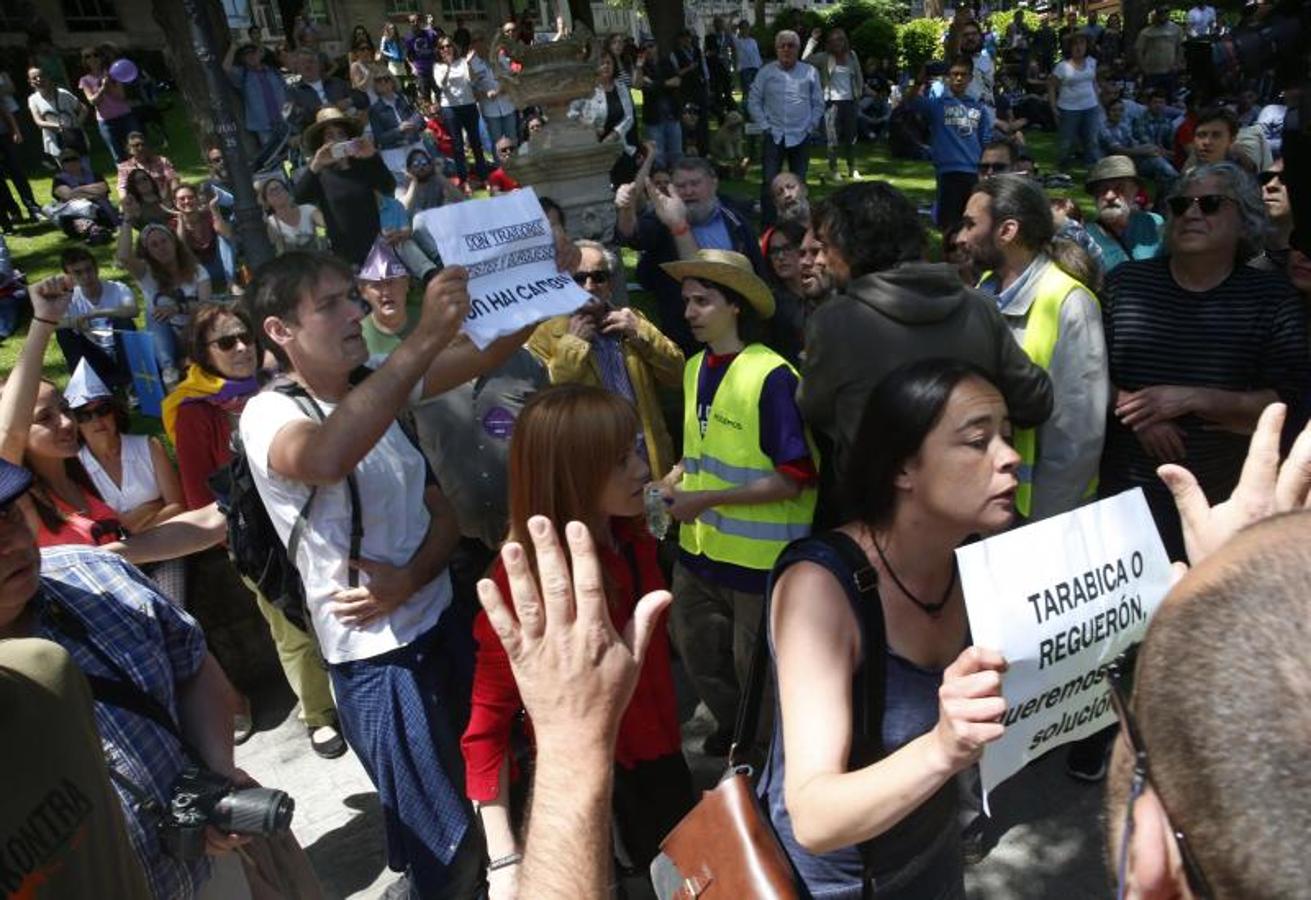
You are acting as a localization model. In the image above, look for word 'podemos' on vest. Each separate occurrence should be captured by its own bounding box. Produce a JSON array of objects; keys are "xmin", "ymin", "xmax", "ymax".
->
[{"xmin": 680, "ymin": 344, "xmax": 818, "ymax": 570}]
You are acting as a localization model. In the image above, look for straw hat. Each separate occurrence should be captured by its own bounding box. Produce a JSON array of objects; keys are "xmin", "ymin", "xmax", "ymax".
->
[
  {"xmin": 1084, "ymin": 155, "xmax": 1142, "ymax": 193},
  {"xmin": 661, "ymin": 250, "xmax": 775, "ymax": 319},
  {"xmin": 301, "ymin": 106, "xmax": 363, "ymax": 154}
]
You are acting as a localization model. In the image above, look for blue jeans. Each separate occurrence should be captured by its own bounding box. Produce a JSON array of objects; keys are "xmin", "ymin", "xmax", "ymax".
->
[
  {"xmin": 145, "ymin": 309, "xmax": 185, "ymax": 377},
  {"xmin": 648, "ymin": 118, "xmax": 683, "ymax": 170},
  {"xmin": 482, "ymin": 111, "xmax": 518, "ymax": 148},
  {"xmin": 97, "ymin": 113, "xmax": 139, "ymax": 164},
  {"xmin": 760, "ymin": 135, "xmax": 810, "ymax": 225},
  {"xmin": 1057, "ymin": 106, "xmax": 1102, "ymax": 167},
  {"xmin": 440, "ymin": 104, "xmax": 488, "ymax": 181}
]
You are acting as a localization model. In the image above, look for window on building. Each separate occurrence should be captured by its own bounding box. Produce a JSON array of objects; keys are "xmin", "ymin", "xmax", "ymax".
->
[
  {"xmin": 61, "ymin": 0, "xmax": 121, "ymax": 31},
  {"xmin": 387, "ymin": 0, "xmax": 421, "ymax": 13},
  {"xmin": 441, "ymin": 0, "xmax": 487, "ymax": 18},
  {"xmin": 304, "ymin": 0, "xmax": 333, "ymax": 25}
]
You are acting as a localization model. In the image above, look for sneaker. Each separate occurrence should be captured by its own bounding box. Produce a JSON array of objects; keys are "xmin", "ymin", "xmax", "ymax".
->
[
  {"xmin": 308, "ymin": 724, "xmax": 348, "ymax": 759},
  {"xmin": 1065, "ymin": 733, "xmax": 1109, "ymax": 782}
]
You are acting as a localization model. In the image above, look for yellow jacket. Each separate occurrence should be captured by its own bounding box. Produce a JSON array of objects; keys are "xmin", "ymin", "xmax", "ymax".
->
[{"xmin": 528, "ymin": 310, "xmax": 684, "ymax": 479}]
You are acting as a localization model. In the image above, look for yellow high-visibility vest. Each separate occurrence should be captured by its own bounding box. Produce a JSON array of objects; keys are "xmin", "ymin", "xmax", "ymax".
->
[
  {"xmin": 679, "ymin": 344, "xmax": 818, "ymax": 571},
  {"xmin": 984, "ymin": 263, "xmax": 1099, "ymax": 516}
]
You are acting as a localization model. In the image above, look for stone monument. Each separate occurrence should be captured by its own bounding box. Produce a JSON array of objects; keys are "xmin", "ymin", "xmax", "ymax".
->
[{"xmin": 491, "ymin": 25, "xmax": 622, "ymax": 241}]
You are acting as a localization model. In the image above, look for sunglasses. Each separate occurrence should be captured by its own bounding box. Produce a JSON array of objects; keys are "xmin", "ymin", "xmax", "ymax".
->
[
  {"xmin": 572, "ymin": 270, "xmax": 611, "ymax": 286},
  {"xmin": 1166, "ymin": 194, "xmax": 1231, "ymax": 217},
  {"xmin": 1108, "ymin": 650, "xmax": 1215, "ymax": 900},
  {"xmin": 768, "ymin": 243, "xmax": 798, "ymax": 257},
  {"xmin": 72, "ymin": 402, "xmax": 115, "ymax": 424},
  {"xmin": 978, "ymin": 162, "xmax": 1009, "ymax": 173},
  {"xmin": 208, "ymin": 331, "xmax": 253, "ymax": 352},
  {"xmin": 1258, "ymin": 170, "xmax": 1283, "ymax": 187}
]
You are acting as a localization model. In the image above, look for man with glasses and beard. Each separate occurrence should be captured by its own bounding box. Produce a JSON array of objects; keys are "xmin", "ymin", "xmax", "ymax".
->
[
  {"xmin": 527, "ymin": 240, "xmax": 684, "ymax": 480},
  {"xmin": 617, "ymin": 156, "xmax": 765, "ymax": 353},
  {"xmin": 1083, "ymin": 155, "xmax": 1165, "ymax": 273}
]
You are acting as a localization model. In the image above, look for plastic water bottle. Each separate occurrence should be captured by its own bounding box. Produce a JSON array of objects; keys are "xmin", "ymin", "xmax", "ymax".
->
[{"xmin": 644, "ymin": 484, "xmax": 670, "ymax": 540}]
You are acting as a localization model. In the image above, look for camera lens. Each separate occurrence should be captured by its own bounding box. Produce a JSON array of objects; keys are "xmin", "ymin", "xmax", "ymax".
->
[{"xmin": 211, "ymin": 787, "xmax": 295, "ymax": 836}]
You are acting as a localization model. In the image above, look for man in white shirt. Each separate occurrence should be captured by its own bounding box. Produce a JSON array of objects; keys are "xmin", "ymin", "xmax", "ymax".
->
[
  {"xmin": 748, "ymin": 30, "xmax": 823, "ymax": 225},
  {"xmin": 1186, "ymin": 1, "xmax": 1216, "ymax": 37},
  {"xmin": 959, "ymin": 20, "xmax": 995, "ymax": 108},
  {"xmin": 240, "ymin": 250, "xmax": 535, "ymax": 897},
  {"xmin": 55, "ymin": 245, "xmax": 138, "ymax": 390}
]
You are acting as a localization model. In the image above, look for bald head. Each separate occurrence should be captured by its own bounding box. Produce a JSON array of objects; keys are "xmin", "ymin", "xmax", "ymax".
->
[{"xmin": 1107, "ymin": 512, "xmax": 1311, "ymax": 899}]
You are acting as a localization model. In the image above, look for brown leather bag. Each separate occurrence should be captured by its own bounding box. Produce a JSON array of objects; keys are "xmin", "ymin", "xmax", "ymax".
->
[{"xmin": 649, "ymin": 585, "xmax": 799, "ymax": 900}]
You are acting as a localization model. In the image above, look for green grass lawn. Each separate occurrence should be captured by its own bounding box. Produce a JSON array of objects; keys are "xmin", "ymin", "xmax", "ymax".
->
[{"xmin": 2, "ymin": 101, "xmax": 1078, "ymax": 395}]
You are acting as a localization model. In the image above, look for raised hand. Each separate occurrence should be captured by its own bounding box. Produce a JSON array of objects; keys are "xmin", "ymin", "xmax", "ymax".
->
[{"xmin": 417, "ymin": 264, "xmax": 471, "ymax": 347}]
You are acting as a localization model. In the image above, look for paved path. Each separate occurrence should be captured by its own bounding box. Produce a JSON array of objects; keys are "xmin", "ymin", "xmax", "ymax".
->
[{"xmin": 238, "ymin": 676, "xmax": 1112, "ymax": 900}]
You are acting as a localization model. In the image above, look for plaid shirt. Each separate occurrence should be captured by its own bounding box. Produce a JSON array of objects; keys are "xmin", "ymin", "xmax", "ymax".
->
[{"xmin": 29, "ymin": 545, "xmax": 209, "ymax": 900}]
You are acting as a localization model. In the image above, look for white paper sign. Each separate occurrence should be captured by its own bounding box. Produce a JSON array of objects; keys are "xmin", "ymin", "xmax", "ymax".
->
[
  {"xmin": 414, "ymin": 188, "xmax": 590, "ymax": 349},
  {"xmin": 955, "ymin": 489, "xmax": 1172, "ymax": 812}
]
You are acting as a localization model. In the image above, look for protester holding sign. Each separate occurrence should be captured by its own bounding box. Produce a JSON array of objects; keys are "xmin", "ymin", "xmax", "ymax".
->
[
  {"xmin": 658, "ymin": 250, "xmax": 818, "ymax": 756},
  {"xmin": 759, "ymin": 358, "xmax": 1012, "ymax": 898}
]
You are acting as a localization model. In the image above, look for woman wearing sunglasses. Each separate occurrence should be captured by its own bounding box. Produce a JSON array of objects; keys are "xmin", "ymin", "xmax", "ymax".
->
[
  {"xmin": 432, "ymin": 36, "xmax": 490, "ymax": 187},
  {"xmin": 1101, "ymin": 161, "xmax": 1308, "ymax": 563}
]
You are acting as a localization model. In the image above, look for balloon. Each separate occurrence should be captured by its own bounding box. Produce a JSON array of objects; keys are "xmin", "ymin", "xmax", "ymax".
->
[{"xmin": 108, "ymin": 58, "xmax": 139, "ymax": 84}]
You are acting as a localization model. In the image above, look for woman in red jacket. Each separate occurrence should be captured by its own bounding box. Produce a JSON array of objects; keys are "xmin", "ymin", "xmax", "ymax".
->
[{"xmin": 463, "ymin": 383, "xmax": 693, "ymax": 898}]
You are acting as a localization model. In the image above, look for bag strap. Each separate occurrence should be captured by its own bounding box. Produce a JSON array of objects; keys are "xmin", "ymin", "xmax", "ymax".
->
[{"xmin": 276, "ymin": 383, "xmax": 363, "ymax": 589}]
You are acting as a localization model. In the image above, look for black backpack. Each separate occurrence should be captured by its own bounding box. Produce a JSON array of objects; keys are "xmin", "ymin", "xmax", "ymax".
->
[{"xmin": 208, "ymin": 379, "xmax": 362, "ymax": 634}]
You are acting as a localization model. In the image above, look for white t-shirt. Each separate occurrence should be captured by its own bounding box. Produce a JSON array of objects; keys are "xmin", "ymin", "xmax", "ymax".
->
[
  {"xmin": 238, "ymin": 363, "xmax": 451, "ymax": 665},
  {"xmin": 1054, "ymin": 57, "xmax": 1099, "ymax": 111},
  {"xmin": 968, "ymin": 51, "xmax": 996, "ymax": 107},
  {"xmin": 69, "ymin": 280, "xmax": 137, "ymax": 354},
  {"xmin": 28, "ymin": 88, "xmax": 83, "ymax": 156},
  {"xmin": 1186, "ymin": 5, "xmax": 1216, "ymax": 37},
  {"xmin": 827, "ymin": 64, "xmax": 855, "ymax": 101},
  {"xmin": 136, "ymin": 268, "xmax": 209, "ymax": 330}
]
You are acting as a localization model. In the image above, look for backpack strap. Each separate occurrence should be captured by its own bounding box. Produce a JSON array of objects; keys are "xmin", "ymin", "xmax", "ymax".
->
[{"xmin": 281, "ymin": 386, "xmax": 363, "ymax": 590}]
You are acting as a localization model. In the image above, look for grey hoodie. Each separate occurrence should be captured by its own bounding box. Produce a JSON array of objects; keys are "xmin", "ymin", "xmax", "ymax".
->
[{"xmin": 798, "ymin": 261, "xmax": 1053, "ymax": 511}]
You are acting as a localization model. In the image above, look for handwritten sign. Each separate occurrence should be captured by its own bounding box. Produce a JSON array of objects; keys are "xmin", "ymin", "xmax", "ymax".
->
[
  {"xmin": 955, "ymin": 489, "xmax": 1173, "ymax": 811},
  {"xmin": 414, "ymin": 188, "xmax": 590, "ymax": 349}
]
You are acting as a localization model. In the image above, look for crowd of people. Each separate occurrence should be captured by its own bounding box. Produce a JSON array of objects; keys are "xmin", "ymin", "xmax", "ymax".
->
[{"xmin": 1, "ymin": 2, "xmax": 1310, "ymax": 899}]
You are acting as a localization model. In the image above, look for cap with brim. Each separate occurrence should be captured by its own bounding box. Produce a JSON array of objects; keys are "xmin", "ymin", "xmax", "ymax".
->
[
  {"xmin": 1085, "ymin": 154, "xmax": 1142, "ymax": 193},
  {"xmin": 302, "ymin": 107, "xmax": 363, "ymax": 154},
  {"xmin": 661, "ymin": 249, "xmax": 775, "ymax": 319},
  {"xmin": 0, "ymin": 460, "xmax": 33, "ymax": 508},
  {"xmin": 64, "ymin": 358, "xmax": 112, "ymax": 410}
]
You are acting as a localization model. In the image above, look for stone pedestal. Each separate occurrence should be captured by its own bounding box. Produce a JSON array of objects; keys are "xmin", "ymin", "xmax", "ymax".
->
[{"xmin": 494, "ymin": 26, "xmax": 622, "ymax": 242}]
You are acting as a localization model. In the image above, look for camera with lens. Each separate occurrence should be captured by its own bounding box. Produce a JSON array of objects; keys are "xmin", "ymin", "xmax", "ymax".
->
[{"xmin": 157, "ymin": 766, "xmax": 295, "ymax": 860}]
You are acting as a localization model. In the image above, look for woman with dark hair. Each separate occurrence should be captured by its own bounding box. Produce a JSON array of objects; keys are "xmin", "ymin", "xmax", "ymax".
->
[
  {"xmin": 462, "ymin": 384, "xmax": 692, "ymax": 898},
  {"xmin": 77, "ymin": 46, "xmax": 137, "ymax": 163},
  {"xmin": 587, "ymin": 48, "xmax": 639, "ymax": 187},
  {"xmin": 259, "ymin": 177, "xmax": 326, "ymax": 252},
  {"xmin": 121, "ymin": 168, "xmax": 172, "ymax": 229},
  {"xmin": 760, "ymin": 219, "xmax": 808, "ymax": 365},
  {"xmin": 351, "ymin": 24, "xmax": 376, "ymax": 55},
  {"xmin": 172, "ymin": 182, "xmax": 236, "ymax": 295},
  {"xmin": 160, "ymin": 302, "xmax": 347, "ymax": 758},
  {"xmin": 658, "ymin": 249, "xmax": 819, "ymax": 755},
  {"xmin": 761, "ymin": 357, "xmax": 1014, "ymax": 899},
  {"xmin": 432, "ymin": 34, "xmax": 490, "ymax": 185}
]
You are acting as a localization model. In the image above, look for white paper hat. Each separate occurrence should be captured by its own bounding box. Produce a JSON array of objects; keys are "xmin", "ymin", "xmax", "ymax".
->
[{"xmin": 64, "ymin": 358, "xmax": 112, "ymax": 410}]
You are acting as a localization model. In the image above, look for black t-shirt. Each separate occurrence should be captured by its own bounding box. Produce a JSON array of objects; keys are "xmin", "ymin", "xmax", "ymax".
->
[{"xmin": 640, "ymin": 58, "xmax": 678, "ymax": 124}]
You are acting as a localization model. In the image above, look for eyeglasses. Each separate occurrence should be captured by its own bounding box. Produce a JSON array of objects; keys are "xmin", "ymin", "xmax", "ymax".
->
[
  {"xmin": 1108, "ymin": 650, "xmax": 1215, "ymax": 900},
  {"xmin": 498, "ymin": 146, "xmax": 514, "ymax": 156},
  {"xmin": 208, "ymin": 331, "xmax": 253, "ymax": 352},
  {"xmin": 978, "ymin": 162, "xmax": 1009, "ymax": 173},
  {"xmin": 71, "ymin": 402, "xmax": 115, "ymax": 424},
  {"xmin": 1258, "ymin": 170, "xmax": 1283, "ymax": 187},
  {"xmin": 1166, "ymin": 194, "xmax": 1231, "ymax": 217},
  {"xmin": 208, "ymin": 155, "xmax": 224, "ymax": 165},
  {"xmin": 572, "ymin": 270, "xmax": 611, "ymax": 286}
]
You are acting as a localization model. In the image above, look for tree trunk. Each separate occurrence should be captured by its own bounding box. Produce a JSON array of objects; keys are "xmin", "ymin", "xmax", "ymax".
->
[
  {"xmin": 754, "ymin": 0, "xmax": 766, "ymax": 29},
  {"xmin": 924, "ymin": 0, "xmax": 945, "ymax": 20},
  {"xmin": 646, "ymin": 0, "xmax": 685, "ymax": 55},
  {"xmin": 1121, "ymin": 0, "xmax": 1150, "ymax": 57},
  {"xmin": 279, "ymin": 0, "xmax": 304, "ymax": 46},
  {"xmin": 151, "ymin": 0, "xmax": 277, "ymax": 271}
]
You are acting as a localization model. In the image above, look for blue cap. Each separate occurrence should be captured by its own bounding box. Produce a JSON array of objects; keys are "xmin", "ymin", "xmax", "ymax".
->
[{"xmin": 0, "ymin": 459, "xmax": 33, "ymax": 508}]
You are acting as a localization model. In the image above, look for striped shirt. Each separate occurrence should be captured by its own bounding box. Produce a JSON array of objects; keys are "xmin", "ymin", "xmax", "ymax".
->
[
  {"xmin": 1100, "ymin": 257, "xmax": 1308, "ymax": 505},
  {"xmin": 31, "ymin": 545, "xmax": 209, "ymax": 900}
]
